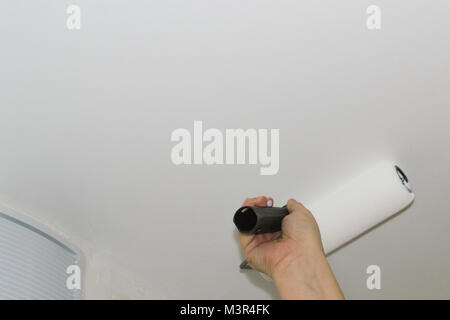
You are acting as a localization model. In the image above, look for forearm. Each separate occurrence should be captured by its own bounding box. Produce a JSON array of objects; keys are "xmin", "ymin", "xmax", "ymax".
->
[{"xmin": 272, "ymin": 248, "xmax": 344, "ymax": 300}]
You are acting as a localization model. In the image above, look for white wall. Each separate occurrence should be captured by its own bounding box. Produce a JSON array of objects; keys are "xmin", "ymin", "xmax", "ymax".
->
[{"xmin": 0, "ymin": 1, "xmax": 449, "ymax": 298}]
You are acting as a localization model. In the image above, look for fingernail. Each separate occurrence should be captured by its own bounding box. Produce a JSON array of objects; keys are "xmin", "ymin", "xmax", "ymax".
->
[{"xmin": 267, "ymin": 199, "xmax": 273, "ymax": 207}]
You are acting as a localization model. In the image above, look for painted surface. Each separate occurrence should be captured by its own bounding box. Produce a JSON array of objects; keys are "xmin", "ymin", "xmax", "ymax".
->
[{"xmin": 0, "ymin": 1, "xmax": 449, "ymax": 298}]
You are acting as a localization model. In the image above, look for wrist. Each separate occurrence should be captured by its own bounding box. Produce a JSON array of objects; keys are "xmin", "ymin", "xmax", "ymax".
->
[{"xmin": 272, "ymin": 245, "xmax": 344, "ymax": 300}]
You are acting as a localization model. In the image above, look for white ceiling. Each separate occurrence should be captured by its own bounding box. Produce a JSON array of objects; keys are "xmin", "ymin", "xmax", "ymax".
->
[{"xmin": 0, "ymin": 1, "xmax": 449, "ymax": 299}]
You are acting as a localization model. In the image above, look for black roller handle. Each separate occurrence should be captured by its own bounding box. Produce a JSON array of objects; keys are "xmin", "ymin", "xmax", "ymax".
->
[{"xmin": 233, "ymin": 205, "xmax": 289, "ymax": 234}]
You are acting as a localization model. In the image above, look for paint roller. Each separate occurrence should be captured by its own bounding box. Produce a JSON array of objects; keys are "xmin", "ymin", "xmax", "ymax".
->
[{"xmin": 234, "ymin": 161, "xmax": 415, "ymax": 270}]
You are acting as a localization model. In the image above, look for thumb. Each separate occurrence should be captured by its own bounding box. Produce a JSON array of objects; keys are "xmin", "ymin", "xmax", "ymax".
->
[
  {"xmin": 286, "ymin": 198, "xmax": 302, "ymax": 213},
  {"xmin": 286, "ymin": 198, "xmax": 312, "ymax": 216}
]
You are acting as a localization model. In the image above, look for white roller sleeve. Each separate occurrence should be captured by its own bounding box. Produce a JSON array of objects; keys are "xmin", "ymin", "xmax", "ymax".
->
[
  {"xmin": 306, "ymin": 162, "xmax": 414, "ymax": 254},
  {"xmin": 259, "ymin": 161, "xmax": 414, "ymax": 281}
]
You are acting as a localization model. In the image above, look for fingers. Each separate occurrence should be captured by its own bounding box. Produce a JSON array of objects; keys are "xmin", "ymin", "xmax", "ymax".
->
[{"xmin": 242, "ymin": 196, "xmax": 273, "ymax": 207}]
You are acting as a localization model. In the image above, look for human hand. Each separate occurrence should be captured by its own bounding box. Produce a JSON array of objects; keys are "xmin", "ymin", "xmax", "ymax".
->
[{"xmin": 237, "ymin": 196, "xmax": 344, "ymax": 299}]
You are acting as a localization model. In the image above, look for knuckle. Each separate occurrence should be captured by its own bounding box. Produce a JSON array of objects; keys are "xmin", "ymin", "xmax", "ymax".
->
[{"xmin": 244, "ymin": 251, "xmax": 251, "ymax": 262}]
